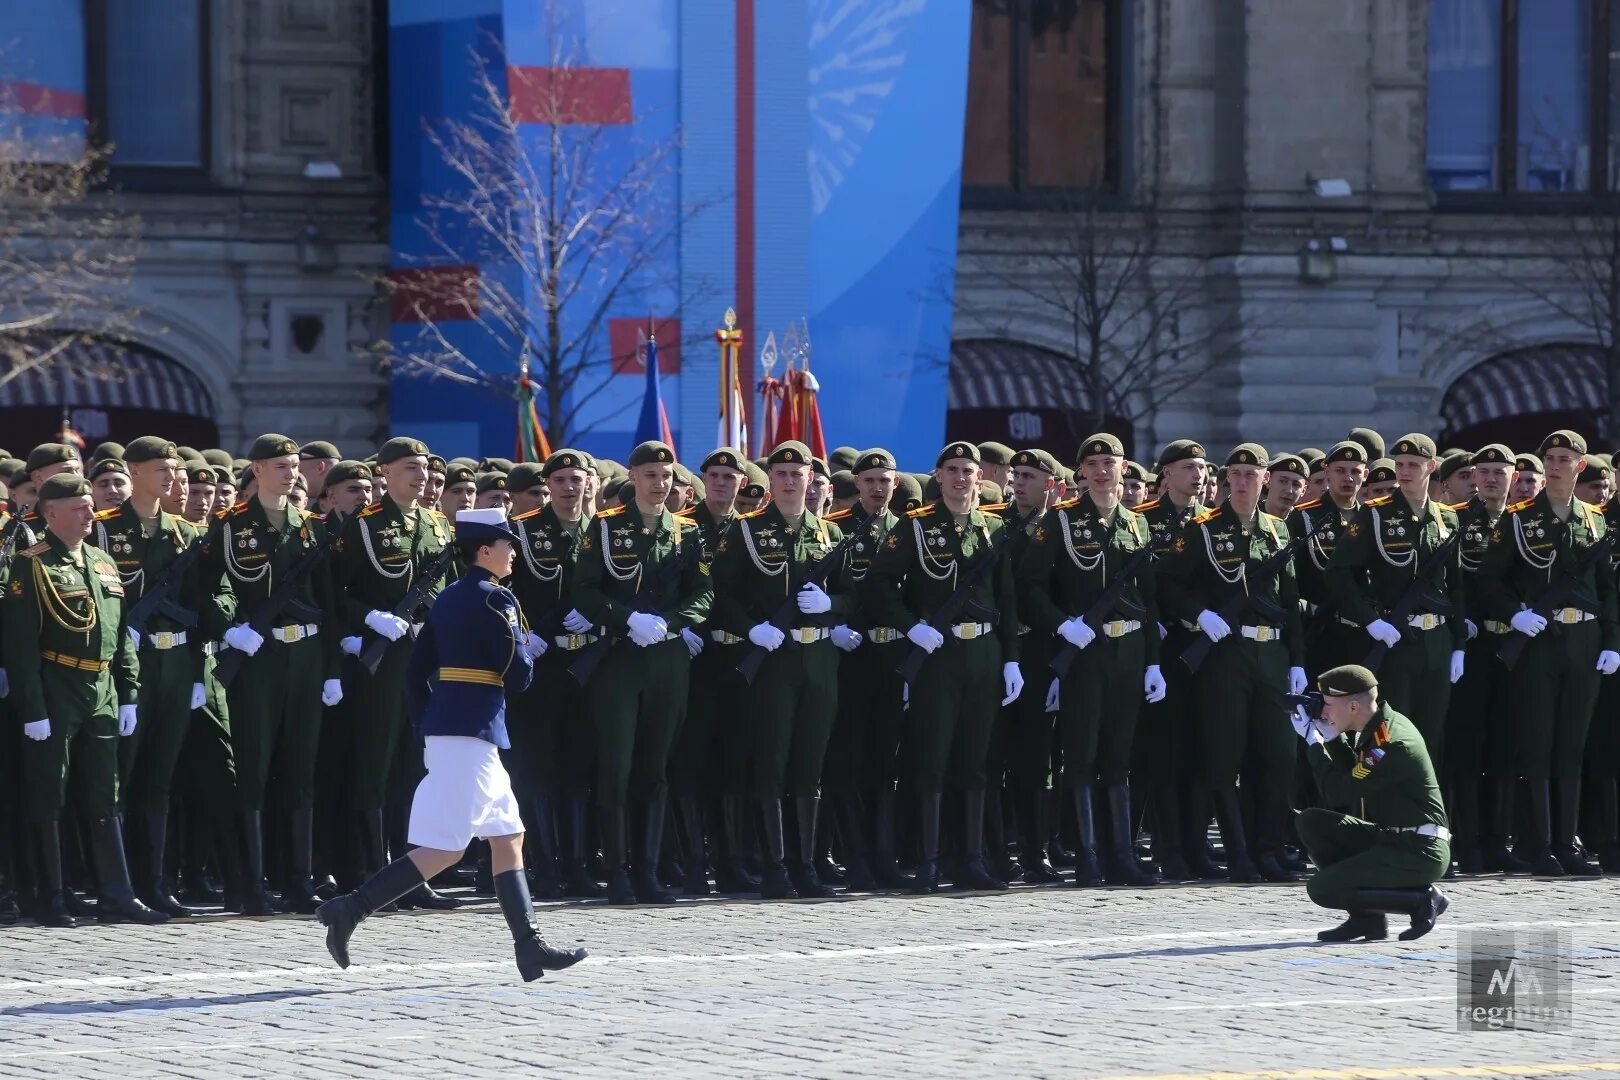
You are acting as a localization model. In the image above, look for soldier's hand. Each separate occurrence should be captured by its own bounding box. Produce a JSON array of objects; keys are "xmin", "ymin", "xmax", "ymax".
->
[
  {"xmin": 1449, "ymin": 650, "xmax": 1466, "ymax": 683},
  {"xmin": 127, "ymin": 627, "xmax": 142, "ymax": 650},
  {"xmin": 321, "ymin": 679, "xmax": 344, "ymax": 706},
  {"xmin": 627, "ymin": 611, "xmax": 668, "ymax": 647},
  {"xmin": 1598, "ymin": 650, "xmax": 1620, "ymax": 675},
  {"xmin": 796, "ymin": 583, "xmax": 832, "ymax": 615},
  {"xmin": 681, "ymin": 627, "xmax": 704, "ymax": 657},
  {"xmin": 23, "ymin": 718, "xmax": 50, "ymax": 741},
  {"xmin": 1289, "ymin": 705, "xmax": 1313, "ymax": 739},
  {"xmin": 117, "ymin": 704, "xmax": 138, "ymax": 737},
  {"xmin": 1364, "ymin": 618, "xmax": 1402, "ymax": 647},
  {"xmin": 365, "ymin": 610, "xmax": 410, "ymax": 642},
  {"xmin": 1196, "ymin": 609, "xmax": 1231, "ymax": 642},
  {"xmin": 1058, "ymin": 617, "xmax": 1096, "ymax": 650},
  {"xmin": 340, "ymin": 635, "xmax": 363, "ymax": 656},
  {"xmin": 0, "ymin": 666, "xmax": 8, "ymax": 699},
  {"xmin": 1510, "ymin": 610, "xmax": 1548, "ymax": 637},
  {"xmin": 1288, "ymin": 667, "xmax": 1308, "ymax": 695},
  {"xmin": 1001, "ymin": 662, "xmax": 1024, "ymax": 706},
  {"xmin": 1144, "ymin": 664, "xmax": 1167, "ymax": 703},
  {"xmin": 1044, "ymin": 678, "xmax": 1060, "ymax": 712},
  {"xmin": 831, "ymin": 625, "xmax": 861, "ymax": 652},
  {"xmin": 190, "ymin": 683, "xmax": 207, "ymax": 710},
  {"xmin": 520, "ymin": 631, "xmax": 548, "ymax": 660},
  {"xmin": 224, "ymin": 624, "xmax": 264, "ymax": 656},
  {"xmin": 748, "ymin": 622, "xmax": 786, "ymax": 652},
  {"xmin": 907, "ymin": 621, "xmax": 945, "ymax": 654},
  {"xmin": 563, "ymin": 609, "xmax": 594, "ymax": 634}
]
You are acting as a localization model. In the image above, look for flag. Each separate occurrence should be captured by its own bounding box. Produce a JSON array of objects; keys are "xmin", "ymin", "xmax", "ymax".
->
[
  {"xmin": 56, "ymin": 409, "xmax": 84, "ymax": 451},
  {"xmin": 515, "ymin": 369, "xmax": 552, "ymax": 463},
  {"xmin": 634, "ymin": 332, "xmax": 677, "ymax": 455},
  {"xmin": 795, "ymin": 368, "xmax": 826, "ymax": 460},
  {"xmin": 717, "ymin": 317, "xmax": 748, "ymax": 453}
]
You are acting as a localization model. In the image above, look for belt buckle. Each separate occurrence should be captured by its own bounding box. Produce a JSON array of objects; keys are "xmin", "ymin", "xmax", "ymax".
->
[
  {"xmin": 1103, "ymin": 621, "xmax": 1123, "ymax": 638},
  {"xmin": 153, "ymin": 631, "xmax": 174, "ymax": 649},
  {"xmin": 1254, "ymin": 626, "xmax": 1274, "ymax": 642},
  {"xmin": 959, "ymin": 623, "xmax": 979, "ymax": 640},
  {"xmin": 797, "ymin": 628, "xmax": 817, "ymax": 644},
  {"xmin": 567, "ymin": 633, "xmax": 584, "ymax": 650},
  {"xmin": 1556, "ymin": 608, "xmax": 1577, "ymax": 625}
]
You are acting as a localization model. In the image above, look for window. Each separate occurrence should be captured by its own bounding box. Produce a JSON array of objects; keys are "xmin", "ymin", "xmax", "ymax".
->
[
  {"xmin": 1427, "ymin": 0, "xmax": 1615, "ymax": 197},
  {"xmin": 85, "ymin": 0, "xmax": 209, "ymax": 174},
  {"xmin": 0, "ymin": 8, "xmax": 91, "ymax": 164},
  {"xmin": 962, "ymin": 0, "xmax": 1118, "ymax": 198}
]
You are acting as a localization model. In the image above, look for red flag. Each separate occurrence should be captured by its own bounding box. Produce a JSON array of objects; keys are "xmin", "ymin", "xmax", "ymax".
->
[{"xmin": 795, "ymin": 369, "xmax": 826, "ymax": 460}]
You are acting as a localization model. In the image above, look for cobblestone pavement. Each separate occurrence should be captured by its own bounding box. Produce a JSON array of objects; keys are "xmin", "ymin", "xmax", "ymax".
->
[{"xmin": 2, "ymin": 878, "xmax": 1620, "ymax": 1079}]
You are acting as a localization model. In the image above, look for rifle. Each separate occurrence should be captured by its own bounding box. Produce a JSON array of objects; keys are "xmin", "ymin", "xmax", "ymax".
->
[
  {"xmin": 125, "ymin": 518, "xmax": 224, "ymax": 640},
  {"xmin": 568, "ymin": 532, "xmax": 705, "ymax": 687},
  {"xmin": 1049, "ymin": 539, "xmax": 1164, "ymax": 679},
  {"xmin": 1362, "ymin": 528, "xmax": 1463, "ymax": 672},
  {"xmin": 1498, "ymin": 528, "xmax": 1620, "ymax": 670},
  {"xmin": 214, "ymin": 530, "xmax": 337, "ymax": 687},
  {"xmin": 1178, "ymin": 531, "xmax": 1307, "ymax": 674},
  {"xmin": 895, "ymin": 506, "xmax": 1040, "ymax": 684},
  {"xmin": 356, "ymin": 545, "xmax": 457, "ymax": 674},
  {"xmin": 0, "ymin": 511, "xmax": 26, "ymax": 577},
  {"xmin": 735, "ymin": 509, "xmax": 873, "ymax": 686}
]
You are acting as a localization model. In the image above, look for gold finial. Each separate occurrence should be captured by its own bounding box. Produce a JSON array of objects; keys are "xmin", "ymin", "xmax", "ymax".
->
[
  {"xmin": 760, "ymin": 331, "xmax": 778, "ymax": 377},
  {"xmin": 723, "ymin": 307, "xmax": 736, "ymax": 331}
]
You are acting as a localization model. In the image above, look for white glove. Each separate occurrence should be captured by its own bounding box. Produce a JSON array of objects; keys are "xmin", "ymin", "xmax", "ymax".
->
[
  {"xmin": 907, "ymin": 621, "xmax": 945, "ymax": 654},
  {"xmin": 902, "ymin": 682, "xmax": 910, "ymax": 709},
  {"xmin": 190, "ymin": 683, "xmax": 207, "ymax": 710},
  {"xmin": 1465, "ymin": 618, "xmax": 1479, "ymax": 641},
  {"xmin": 1290, "ymin": 705, "xmax": 1314, "ymax": 739},
  {"xmin": 796, "ymin": 583, "xmax": 832, "ymax": 615},
  {"xmin": 563, "ymin": 609, "xmax": 594, "ymax": 634},
  {"xmin": 0, "ymin": 667, "xmax": 7, "ymax": 698},
  {"xmin": 1001, "ymin": 661, "xmax": 1024, "ymax": 706},
  {"xmin": 831, "ymin": 625, "xmax": 861, "ymax": 652},
  {"xmin": 1304, "ymin": 720, "xmax": 1329, "ymax": 747},
  {"xmin": 1196, "ymin": 609, "xmax": 1231, "ymax": 642},
  {"xmin": 626, "ymin": 611, "xmax": 667, "ymax": 647},
  {"xmin": 1057, "ymin": 617, "xmax": 1095, "ymax": 650},
  {"xmin": 1044, "ymin": 677, "xmax": 1060, "ymax": 712},
  {"xmin": 224, "ymin": 624, "xmax": 264, "ymax": 656},
  {"xmin": 365, "ymin": 610, "xmax": 410, "ymax": 642},
  {"xmin": 23, "ymin": 718, "xmax": 50, "ymax": 741},
  {"xmin": 1144, "ymin": 664, "xmax": 1167, "ymax": 703},
  {"xmin": 1364, "ymin": 618, "xmax": 1402, "ymax": 648},
  {"xmin": 748, "ymin": 622, "xmax": 785, "ymax": 652},
  {"xmin": 321, "ymin": 679, "xmax": 343, "ymax": 706},
  {"xmin": 1158, "ymin": 622, "xmax": 1168, "ymax": 640},
  {"xmin": 1449, "ymin": 650, "xmax": 1466, "ymax": 683},
  {"xmin": 1511, "ymin": 609, "xmax": 1547, "ymax": 637},
  {"xmin": 118, "ymin": 704, "xmax": 138, "ymax": 737},
  {"xmin": 1288, "ymin": 667, "xmax": 1308, "ymax": 695},
  {"xmin": 340, "ymin": 635, "xmax": 363, "ymax": 656},
  {"xmin": 520, "ymin": 631, "xmax": 547, "ymax": 660},
  {"xmin": 127, "ymin": 627, "xmax": 142, "ymax": 650},
  {"xmin": 682, "ymin": 627, "xmax": 704, "ymax": 657},
  {"xmin": 1598, "ymin": 650, "xmax": 1620, "ymax": 676}
]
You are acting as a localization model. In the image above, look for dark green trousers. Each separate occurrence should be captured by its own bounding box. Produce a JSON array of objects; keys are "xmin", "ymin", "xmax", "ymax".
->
[
  {"xmin": 592, "ymin": 637, "xmax": 687, "ymax": 806},
  {"xmin": 22, "ymin": 666, "xmax": 119, "ymax": 822},
  {"xmin": 1447, "ymin": 629, "xmax": 1513, "ymax": 779},
  {"xmin": 179, "ymin": 655, "xmax": 237, "ymax": 813},
  {"xmin": 506, "ymin": 645, "xmax": 595, "ymax": 800},
  {"xmin": 1060, "ymin": 628, "xmax": 1146, "ymax": 785},
  {"xmin": 1587, "ymin": 662, "xmax": 1620, "ymax": 779},
  {"xmin": 907, "ymin": 635, "xmax": 1002, "ymax": 793},
  {"xmin": 739, "ymin": 638, "xmax": 839, "ymax": 798},
  {"xmin": 226, "ymin": 635, "xmax": 323, "ymax": 809},
  {"xmin": 995, "ymin": 631, "xmax": 1052, "ymax": 793},
  {"xmin": 1372, "ymin": 626, "xmax": 1453, "ymax": 774},
  {"xmin": 118, "ymin": 643, "xmax": 195, "ymax": 812},
  {"xmin": 349, "ymin": 639, "xmax": 411, "ymax": 809},
  {"xmin": 671, "ymin": 640, "xmax": 742, "ymax": 796},
  {"xmin": 825, "ymin": 638, "xmax": 908, "ymax": 794},
  {"xmin": 1134, "ymin": 628, "xmax": 1197, "ymax": 790},
  {"xmin": 1296, "ymin": 807, "xmax": 1449, "ymax": 910},
  {"xmin": 1193, "ymin": 637, "xmax": 1292, "ymax": 784},
  {"xmin": 1509, "ymin": 621, "xmax": 1602, "ymax": 779}
]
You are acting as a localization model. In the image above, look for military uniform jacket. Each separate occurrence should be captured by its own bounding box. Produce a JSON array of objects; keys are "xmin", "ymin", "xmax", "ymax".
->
[
  {"xmin": 1288, "ymin": 497, "xmax": 1358, "ymax": 610},
  {"xmin": 825, "ymin": 503, "xmax": 899, "ymax": 633},
  {"xmin": 1476, "ymin": 490, "xmax": 1620, "ymax": 651},
  {"xmin": 1324, "ymin": 495, "xmax": 1465, "ymax": 650},
  {"xmin": 711, "ymin": 503, "xmax": 850, "ymax": 638},
  {"xmin": 861, "ymin": 501, "xmax": 1021, "ymax": 662},
  {"xmin": 91, "ymin": 502, "xmax": 205, "ymax": 679},
  {"xmin": 404, "ymin": 565, "xmax": 533, "ymax": 749},
  {"xmin": 1016, "ymin": 493, "xmax": 1160, "ymax": 666},
  {"xmin": 1158, "ymin": 500, "xmax": 1305, "ymax": 667},
  {"xmin": 202, "ymin": 498, "xmax": 341, "ymax": 679},
  {"xmin": 0, "ymin": 508, "xmax": 36, "ymax": 671},
  {"xmin": 3, "ymin": 532, "xmax": 140, "ymax": 725},
  {"xmin": 1453, "ymin": 497, "xmax": 1503, "ymax": 626},
  {"xmin": 509, "ymin": 503, "xmax": 588, "ymax": 636},
  {"xmin": 573, "ymin": 504, "xmax": 711, "ymax": 633},
  {"xmin": 1308, "ymin": 705, "xmax": 1447, "ymax": 830},
  {"xmin": 332, "ymin": 497, "xmax": 453, "ymax": 636}
]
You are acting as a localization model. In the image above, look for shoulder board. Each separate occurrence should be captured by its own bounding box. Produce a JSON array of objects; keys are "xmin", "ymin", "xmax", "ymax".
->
[
  {"xmin": 1192, "ymin": 507, "xmax": 1222, "ymax": 525},
  {"xmin": 426, "ymin": 507, "xmax": 446, "ymax": 518},
  {"xmin": 512, "ymin": 507, "xmax": 543, "ymax": 522},
  {"xmin": 1259, "ymin": 510, "xmax": 1284, "ymax": 526},
  {"xmin": 358, "ymin": 502, "xmax": 384, "ymax": 518},
  {"xmin": 824, "ymin": 507, "xmax": 854, "ymax": 522},
  {"xmin": 1134, "ymin": 498, "xmax": 1161, "ymax": 512},
  {"xmin": 93, "ymin": 508, "xmax": 121, "ymax": 522},
  {"xmin": 1443, "ymin": 501, "xmax": 1470, "ymax": 513},
  {"xmin": 906, "ymin": 505, "xmax": 933, "ymax": 519},
  {"xmin": 980, "ymin": 502, "xmax": 1009, "ymax": 513},
  {"xmin": 21, "ymin": 510, "xmax": 38, "ymax": 522},
  {"xmin": 478, "ymin": 579, "xmax": 501, "ymax": 592},
  {"xmin": 738, "ymin": 508, "xmax": 768, "ymax": 520},
  {"xmin": 673, "ymin": 506, "xmax": 697, "ymax": 519},
  {"xmin": 594, "ymin": 505, "xmax": 628, "ymax": 519},
  {"xmin": 1052, "ymin": 497, "xmax": 1080, "ymax": 510},
  {"xmin": 1506, "ymin": 498, "xmax": 1535, "ymax": 513},
  {"xmin": 21, "ymin": 541, "xmax": 48, "ymax": 557},
  {"xmin": 1292, "ymin": 497, "xmax": 1322, "ymax": 512},
  {"xmin": 1365, "ymin": 495, "xmax": 1393, "ymax": 508},
  {"xmin": 308, "ymin": 511, "xmax": 327, "ymax": 523},
  {"xmin": 1582, "ymin": 500, "xmax": 1604, "ymax": 514}
]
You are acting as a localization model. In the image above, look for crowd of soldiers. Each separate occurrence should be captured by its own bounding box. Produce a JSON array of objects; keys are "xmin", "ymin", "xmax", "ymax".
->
[{"xmin": 0, "ymin": 421, "xmax": 1614, "ymax": 927}]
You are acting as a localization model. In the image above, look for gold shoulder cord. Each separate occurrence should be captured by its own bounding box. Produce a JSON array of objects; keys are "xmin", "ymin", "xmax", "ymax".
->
[{"xmin": 33, "ymin": 555, "xmax": 97, "ymax": 638}]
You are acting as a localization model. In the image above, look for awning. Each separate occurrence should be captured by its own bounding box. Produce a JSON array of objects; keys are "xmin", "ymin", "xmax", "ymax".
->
[
  {"xmin": 1440, "ymin": 344, "xmax": 1603, "ymax": 432},
  {"xmin": 0, "ymin": 338, "xmax": 212, "ymax": 415},
  {"xmin": 948, "ymin": 338, "xmax": 1092, "ymax": 411}
]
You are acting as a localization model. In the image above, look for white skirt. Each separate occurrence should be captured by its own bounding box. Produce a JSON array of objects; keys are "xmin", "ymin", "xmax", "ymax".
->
[{"xmin": 407, "ymin": 736, "xmax": 524, "ymax": 852}]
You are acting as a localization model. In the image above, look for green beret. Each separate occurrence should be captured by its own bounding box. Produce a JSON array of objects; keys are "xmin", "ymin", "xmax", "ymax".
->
[
  {"xmin": 1579, "ymin": 459, "xmax": 1614, "ymax": 484},
  {"xmin": 1436, "ymin": 452, "xmax": 1474, "ymax": 483},
  {"xmin": 540, "ymin": 448, "xmax": 589, "ymax": 478},
  {"xmin": 1391, "ymin": 433, "xmax": 1437, "ymax": 460},
  {"xmin": 1268, "ymin": 453, "xmax": 1307, "ymax": 478},
  {"xmin": 1513, "ymin": 453, "xmax": 1543, "ymax": 475},
  {"xmin": 25, "ymin": 443, "xmax": 81, "ymax": 473},
  {"xmin": 445, "ymin": 464, "xmax": 476, "ymax": 486},
  {"xmin": 741, "ymin": 461, "xmax": 768, "ymax": 496},
  {"xmin": 628, "ymin": 441, "xmax": 676, "ymax": 467},
  {"xmin": 1368, "ymin": 457, "xmax": 1397, "ymax": 484},
  {"xmin": 831, "ymin": 470, "xmax": 858, "ymax": 500},
  {"xmin": 700, "ymin": 448, "xmax": 746, "ymax": 474},
  {"xmin": 829, "ymin": 446, "xmax": 859, "ymax": 472},
  {"xmin": 376, "ymin": 437, "xmax": 430, "ymax": 465},
  {"xmin": 175, "ymin": 446, "xmax": 199, "ymax": 462},
  {"xmin": 767, "ymin": 441, "xmax": 813, "ymax": 468},
  {"xmin": 201, "ymin": 448, "xmax": 234, "ymax": 468},
  {"xmin": 1077, "ymin": 433, "xmax": 1125, "ymax": 461},
  {"xmin": 210, "ymin": 464, "xmax": 236, "ymax": 486},
  {"xmin": 1540, "ymin": 429, "xmax": 1587, "ymax": 456},
  {"xmin": 124, "ymin": 436, "xmax": 179, "ymax": 464},
  {"xmin": 89, "ymin": 441, "xmax": 124, "ymax": 464},
  {"xmin": 690, "ymin": 474, "xmax": 707, "ymax": 501},
  {"xmin": 976, "ymin": 441, "xmax": 1014, "ymax": 466},
  {"xmin": 1324, "ymin": 440, "xmax": 1369, "ymax": 465},
  {"xmin": 182, "ymin": 456, "xmax": 210, "ymax": 477},
  {"xmin": 810, "ymin": 457, "xmax": 830, "ymax": 480},
  {"xmin": 1469, "ymin": 444, "xmax": 1511, "ymax": 466},
  {"xmin": 1225, "ymin": 443, "xmax": 1268, "ymax": 468},
  {"xmin": 475, "ymin": 471, "xmax": 508, "ymax": 494},
  {"xmin": 890, "ymin": 474, "xmax": 924, "ymax": 515},
  {"xmin": 672, "ymin": 463, "xmax": 695, "ymax": 487},
  {"xmin": 323, "ymin": 460, "xmax": 373, "ymax": 489},
  {"xmin": 1299, "ymin": 447, "xmax": 1325, "ymax": 465},
  {"xmin": 247, "ymin": 433, "xmax": 300, "ymax": 461},
  {"xmin": 936, "ymin": 441, "xmax": 980, "ymax": 467},
  {"xmin": 479, "ymin": 456, "xmax": 516, "ymax": 474},
  {"xmin": 425, "ymin": 454, "xmax": 446, "ymax": 474},
  {"xmin": 613, "ymin": 477, "xmax": 637, "ymax": 504},
  {"xmin": 508, "ymin": 463, "xmax": 546, "ymax": 490},
  {"xmin": 1157, "ymin": 439, "xmax": 1207, "ymax": 467},
  {"xmin": 89, "ymin": 457, "xmax": 129, "ymax": 480},
  {"xmin": 1123, "ymin": 460, "xmax": 1148, "ymax": 482},
  {"xmin": 38, "ymin": 473, "xmax": 91, "ymax": 502},
  {"xmin": 299, "ymin": 440, "xmax": 341, "ymax": 462},
  {"xmin": 232, "ymin": 458, "xmax": 250, "ymax": 472},
  {"xmin": 1318, "ymin": 664, "xmax": 1379, "ymax": 696},
  {"xmin": 1346, "ymin": 427, "xmax": 1386, "ymax": 461},
  {"xmin": 1010, "ymin": 448, "xmax": 1057, "ymax": 476},
  {"xmin": 448, "ymin": 456, "xmax": 479, "ymax": 471},
  {"xmin": 854, "ymin": 448, "xmax": 897, "ymax": 474},
  {"xmin": 978, "ymin": 480, "xmax": 1004, "ymax": 504}
]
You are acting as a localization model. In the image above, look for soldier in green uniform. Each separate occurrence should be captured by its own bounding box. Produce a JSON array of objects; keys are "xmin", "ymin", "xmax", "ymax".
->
[
  {"xmin": 1476, "ymin": 430, "xmax": 1620, "ymax": 876},
  {"xmin": 573, "ymin": 440, "xmax": 711, "ymax": 904},
  {"xmin": 711, "ymin": 441, "xmax": 849, "ymax": 898},
  {"xmin": 1590, "ymin": 467, "xmax": 1620, "ymax": 873},
  {"xmin": 1512, "ymin": 452, "xmax": 1546, "ymax": 504},
  {"xmin": 89, "ymin": 457, "xmax": 132, "ymax": 513},
  {"xmin": 863, "ymin": 441, "xmax": 1025, "ymax": 893},
  {"xmin": 735, "ymin": 463, "xmax": 769, "ymax": 514},
  {"xmin": 203, "ymin": 433, "xmax": 344, "ymax": 915},
  {"xmin": 89, "ymin": 437, "xmax": 207, "ymax": 918},
  {"xmin": 1289, "ymin": 441, "xmax": 1372, "ymax": 674},
  {"xmin": 1159, "ymin": 443, "xmax": 1307, "ymax": 883},
  {"xmin": 1018, "ymin": 434, "xmax": 1161, "ymax": 886},
  {"xmin": 331, "ymin": 437, "xmax": 458, "ymax": 908},
  {"xmin": 1324, "ymin": 434, "xmax": 1466, "ymax": 773},
  {"xmin": 0, "ymin": 490, "xmax": 33, "ymax": 923},
  {"xmin": 5, "ymin": 473, "xmax": 165, "ymax": 926},
  {"xmin": 1263, "ymin": 453, "xmax": 1309, "ymax": 521},
  {"xmin": 1362, "ymin": 458, "xmax": 1398, "ymax": 502},
  {"xmin": 506, "ymin": 448, "xmax": 602, "ymax": 899},
  {"xmin": 1293, "ymin": 664, "xmax": 1451, "ymax": 942}
]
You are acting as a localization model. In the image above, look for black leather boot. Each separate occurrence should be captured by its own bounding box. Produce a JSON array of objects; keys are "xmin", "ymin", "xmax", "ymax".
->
[
  {"xmin": 562, "ymin": 799, "xmax": 606, "ymax": 898},
  {"xmin": 1019, "ymin": 788, "xmax": 1062, "ymax": 883},
  {"xmin": 316, "ymin": 856, "xmax": 425, "ymax": 968},
  {"xmin": 602, "ymin": 807, "xmax": 636, "ymax": 905},
  {"xmin": 910, "ymin": 793, "xmax": 942, "ymax": 894},
  {"xmin": 1526, "ymin": 779, "xmax": 1565, "ymax": 876},
  {"xmin": 758, "ymin": 798, "xmax": 798, "ymax": 898},
  {"xmin": 789, "ymin": 796, "xmax": 836, "ymax": 897},
  {"xmin": 1182, "ymin": 782, "xmax": 1226, "ymax": 879},
  {"xmin": 90, "ymin": 816, "xmax": 167, "ymax": 924},
  {"xmin": 138, "ymin": 809, "xmax": 191, "ymax": 917},
  {"xmin": 959, "ymin": 789, "xmax": 1007, "ymax": 890},
  {"xmin": 1104, "ymin": 784, "xmax": 1159, "ymax": 886},
  {"xmin": 1255, "ymin": 786, "xmax": 1304, "ymax": 883},
  {"xmin": 1213, "ymin": 787, "xmax": 1260, "ymax": 883},
  {"xmin": 1484, "ymin": 778, "xmax": 1531, "ymax": 873},
  {"xmin": 280, "ymin": 808, "xmax": 322, "ymax": 914},
  {"xmin": 632, "ymin": 799, "xmax": 677, "ymax": 904},
  {"xmin": 1451, "ymin": 776, "xmax": 1486, "ymax": 874},
  {"xmin": 986, "ymin": 787, "xmax": 1018, "ymax": 882},
  {"xmin": 871, "ymin": 792, "xmax": 914, "ymax": 888},
  {"xmin": 1351, "ymin": 885, "xmax": 1450, "ymax": 941},
  {"xmin": 30, "ymin": 821, "xmax": 75, "ymax": 928},
  {"xmin": 493, "ymin": 868, "xmax": 588, "ymax": 982},
  {"xmin": 356, "ymin": 808, "xmax": 399, "ymax": 912},
  {"xmin": 181, "ymin": 809, "xmax": 225, "ymax": 904},
  {"xmin": 833, "ymin": 794, "xmax": 877, "ymax": 891},
  {"xmin": 237, "ymin": 811, "xmax": 277, "ymax": 915},
  {"xmin": 1149, "ymin": 782, "xmax": 1190, "ymax": 880},
  {"xmin": 714, "ymin": 795, "xmax": 761, "ymax": 892},
  {"xmin": 1069, "ymin": 785, "xmax": 1104, "ymax": 886},
  {"xmin": 675, "ymin": 796, "xmax": 711, "ymax": 896},
  {"xmin": 1316, "ymin": 911, "xmax": 1388, "ymax": 942},
  {"xmin": 1553, "ymin": 777, "xmax": 1600, "ymax": 875}
]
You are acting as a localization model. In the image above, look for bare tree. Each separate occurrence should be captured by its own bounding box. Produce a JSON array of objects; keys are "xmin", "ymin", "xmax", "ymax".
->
[{"xmin": 383, "ymin": 27, "xmax": 721, "ymax": 446}]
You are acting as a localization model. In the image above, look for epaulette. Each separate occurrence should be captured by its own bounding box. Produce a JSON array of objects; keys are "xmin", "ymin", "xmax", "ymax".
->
[
  {"xmin": 1365, "ymin": 495, "xmax": 1393, "ymax": 507},
  {"xmin": 1134, "ymin": 498, "xmax": 1162, "ymax": 512},
  {"xmin": 824, "ymin": 507, "xmax": 854, "ymax": 522},
  {"xmin": 980, "ymin": 502, "xmax": 1009, "ymax": 513},
  {"xmin": 594, "ymin": 504, "xmax": 628, "ymax": 519},
  {"xmin": 93, "ymin": 507, "xmax": 120, "ymax": 522},
  {"xmin": 738, "ymin": 508, "xmax": 768, "ymax": 520},
  {"xmin": 1443, "ymin": 501, "xmax": 1470, "ymax": 512},
  {"xmin": 1506, "ymin": 498, "xmax": 1535, "ymax": 513},
  {"xmin": 21, "ymin": 510, "xmax": 38, "ymax": 522},
  {"xmin": 1192, "ymin": 507, "xmax": 1222, "ymax": 525},
  {"xmin": 1582, "ymin": 500, "xmax": 1604, "ymax": 514},
  {"xmin": 358, "ymin": 502, "xmax": 384, "ymax": 518},
  {"xmin": 674, "ymin": 506, "xmax": 697, "ymax": 519},
  {"xmin": 307, "ymin": 511, "xmax": 327, "ymax": 522},
  {"xmin": 512, "ymin": 506, "xmax": 543, "ymax": 522},
  {"xmin": 20, "ymin": 541, "xmax": 48, "ymax": 557},
  {"xmin": 1292, "ymin": 497, "xmax": 1322, "ymax": 512},
  {"xmin": 905, "ymin": 504, "xmax": 934, "ymax": 519},
  {"xmin": 1052, "ymin": 497, "xmax": 1080, "ymax": 510},
  {"xmin": 426, "ymin": 507, "xmax": 446, "ymax": 518},
  {"xmin": 229, "ymin": 500, "xmax": 250, "ymax": 516}
]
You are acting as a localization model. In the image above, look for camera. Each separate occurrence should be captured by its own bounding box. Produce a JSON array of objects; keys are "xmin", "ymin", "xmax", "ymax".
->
[{"xmin": 1285, "ymin": 690, "xmax": 1324, "ymax": 719}]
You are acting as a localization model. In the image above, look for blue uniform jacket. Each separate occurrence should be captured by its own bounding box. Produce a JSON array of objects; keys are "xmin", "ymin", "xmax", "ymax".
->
[{"xmin": 405, "ymin": 565, "xmax": 533, "ymax": 749}]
